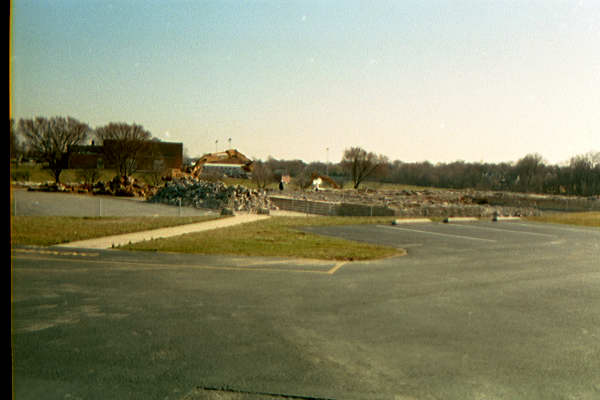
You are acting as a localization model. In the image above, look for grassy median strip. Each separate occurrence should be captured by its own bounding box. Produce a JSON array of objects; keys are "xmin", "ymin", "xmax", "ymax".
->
[
  {"xmin": 124, "ymin": 216, "xmax": 403, "ymax": 261},
  {"xmin": 10, "ymin": 216, "xmax": 221, "ymax": 246},
  {"xmin": 11, "ymin": 215, "xmax": 403, "ymax": 260},
  {"xmin": 524, "ymin": 211, "xmax": 600, "ymax": 227}
]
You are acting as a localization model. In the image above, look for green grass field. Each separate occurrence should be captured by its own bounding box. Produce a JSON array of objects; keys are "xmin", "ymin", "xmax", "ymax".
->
[
  {"xmin": 123, "ymin": 216, "xmax": 403, "ymax": 260},
  {"xmin": 11, "ymin": 211, "xmax": 598, "ymax": 260},
  {"xmin": 10, "ymin": 216, "xmax": 220, "ymax": 246},
  {"xmin": 10, "ymin": 214, "xmax": 403, "ymax": 260}
]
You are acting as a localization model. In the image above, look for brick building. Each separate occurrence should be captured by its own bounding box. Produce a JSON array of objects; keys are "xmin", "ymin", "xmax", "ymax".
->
[{"xmin": 68, "ymin": 140, "xmax": 183, "ymax": 172}]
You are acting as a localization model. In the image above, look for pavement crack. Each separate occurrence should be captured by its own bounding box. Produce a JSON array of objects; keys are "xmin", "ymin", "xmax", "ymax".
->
[{"xmin": 187, "ymin": 386, "xmax": 335, "ymax": 400}]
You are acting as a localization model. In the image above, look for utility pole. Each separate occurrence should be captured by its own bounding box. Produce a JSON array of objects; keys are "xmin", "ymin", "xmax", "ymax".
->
[
  {"xmin": 215, "ymin": 140, "xmax": 218, "ymax": 153},
  {"xmin": 228, "ymin": 138, "xmax": 232, "ymax": 149}
]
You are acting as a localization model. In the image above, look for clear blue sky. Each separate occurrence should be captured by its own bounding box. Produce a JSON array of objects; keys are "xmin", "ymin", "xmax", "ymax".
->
[{"xmin": 10, "ymin": 0, "xmax": 600, "ymax": 164}]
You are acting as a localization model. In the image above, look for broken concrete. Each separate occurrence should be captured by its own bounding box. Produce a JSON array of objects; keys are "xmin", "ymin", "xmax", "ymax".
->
[
  {"xmin": 267, "ymin": 188, "xmax": 592, "ymax": 217},
  {"xmin": 17, "ymin": 176, "xmax": 599, "ymax": 218},
  {"xmin": 149, "ymin": 177, "xmax": 273, "ymax": 213},
  {"xmin": 25, "ymin": 176, "xmax": 158, "ymax": 198}
]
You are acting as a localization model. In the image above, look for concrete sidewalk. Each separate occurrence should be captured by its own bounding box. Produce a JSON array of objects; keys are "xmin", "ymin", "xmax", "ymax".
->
[{"xmin": 56, "ymin": 213, "xmax": 271, "ymax": 250}]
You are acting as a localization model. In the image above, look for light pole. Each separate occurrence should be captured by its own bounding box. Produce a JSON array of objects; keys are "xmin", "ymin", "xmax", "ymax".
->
[
  {"xmin": 215, "ymin": 140, "xmax": 218, "ymax": 153},
  {"xmin": 326, "ymin": 147, "xmax": 330, "ymax": 175}
]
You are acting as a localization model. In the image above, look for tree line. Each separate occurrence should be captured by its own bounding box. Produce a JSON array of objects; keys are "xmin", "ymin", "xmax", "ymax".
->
[
  {"xmin": 384, "ymin": 153, "xmax": 600, "ymax": 196},
  {"xmin": 11, "ymin": 116, "xmax": 154, "ymax": 183},
  {"xmin": 264, "ymin": 149, "xmax": 600, "ymax": 196},
  {"xmin": 10, "ymin": 116, "xmax": 599, "ymax": 196}
]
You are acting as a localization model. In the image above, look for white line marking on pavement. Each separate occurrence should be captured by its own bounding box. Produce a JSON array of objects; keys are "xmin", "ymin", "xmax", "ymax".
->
[
  {"xmin": 378, "ymin": 225, "xmax": 497, "ymax": 242},
  {"xmin": 450, "ymin": 223, "xmax": 557, "ymax": 238},
  {"xmin": 12, "ymin": 254, "xmax": 337, "ymax": 275},
  {"xmin": 511, "ymin": 222, "xmax": 600, "ymax": 235}
]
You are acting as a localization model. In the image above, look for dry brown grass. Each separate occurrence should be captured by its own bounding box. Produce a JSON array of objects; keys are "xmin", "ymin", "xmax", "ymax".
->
[{"xmin": 525, "ymin": 212, "xmax": 600, "ymax": 227}]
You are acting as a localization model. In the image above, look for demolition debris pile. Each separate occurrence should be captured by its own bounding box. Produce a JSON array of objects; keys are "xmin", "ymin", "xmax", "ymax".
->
[
  {"xmin": 24, "ymin": 176, "xmax": 155, "ymax": 198},
  {"xmin": 271, "ymin": 188, "xmax": 599, "ymax": 217},
  {"xmin": 149, "ymin": 177, "xmax": 273, "ymax": 213},
  {"xmin": 19, "ymin": 174, "xmax": 598, "ymax": 217},
  {"xmin": 92, "ymin": 175, "xmax": 154, "ymax": 197},
  {"xmin": 20, "ymin": 175, "xmax": 274, "ymax": 214}
]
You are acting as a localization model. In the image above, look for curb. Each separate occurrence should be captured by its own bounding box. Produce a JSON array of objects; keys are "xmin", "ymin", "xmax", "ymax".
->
[
  {"xmin": 492, "ymin": 216, "xmax": 521, "ymax": 222},
  {"xmin": 56, "ymin": 214, "xmax": 270, "ymax": 250},
  {"xmin": 392, "ymin": 218, "xmax": 432, "ymax": 225},
  {"xmin": 443, "ymin": 217, "xmax": 479, "ymax": 223}
]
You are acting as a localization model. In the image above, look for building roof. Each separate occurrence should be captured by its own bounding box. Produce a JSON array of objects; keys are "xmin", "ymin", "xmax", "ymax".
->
[
  {"xmin": 192, "ymin": 149, "xmax": 253, "ymax": 175},
  {"xmin": 196, "ymin": 149, "xmax": 252, "ymax": 165}
]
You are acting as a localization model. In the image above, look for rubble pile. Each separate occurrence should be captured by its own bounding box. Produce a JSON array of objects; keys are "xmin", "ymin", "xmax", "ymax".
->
[
  {"xmin": 275, "ymin": 188, "xmax": 548, "ymax": 217},
  {"xmin": 149, "ymin": 177, "xmax": 273, "ymax": 213},
  {"xmin": 93, "ymin": 176, "xmax": 155, "ymax": 197},
  {"xmin": 20, "ymin": 173, "xmax": 597, "ymax": 217},
  {"xmin": 24, "ymin": 176, "xmax": 158, "ymax": 198},
  {"xmin": 25, "ymin": 181, "xmax": 71, "ymax": 193}
]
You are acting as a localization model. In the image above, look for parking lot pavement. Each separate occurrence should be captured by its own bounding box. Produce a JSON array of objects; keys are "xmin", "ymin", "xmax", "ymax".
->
[
  {"xmin": 11, "ymin": 188, "xmax": 215, "ymax": 217},
  {"xmin": 300, "ymin": 219, "xmax": 600, "ymax": 256},
  {"xmin": 11, "ymin": 221, "xmax": 600, "ymax": 400}
]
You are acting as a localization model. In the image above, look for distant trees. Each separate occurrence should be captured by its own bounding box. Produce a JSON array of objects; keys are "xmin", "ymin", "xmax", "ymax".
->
[
  {"xmin": 260, "ymin": 150, "xmax": 599, "ymax": 195},
  {"xmin": 380, "ymin": 152, "xmax": 600, "ymax": 196},
  {"xmin": 17, "ymin": 116, "xmax": 91, "ymax": 183},
  {"xmin": 12, "ymin": 115, "xmax": 599, "ymax": 196},
  {"xmin": 13, "ymin": 117, "xmax": 160, "ymax": 181},
  {"xmin": 513, "ymin": 153, "xmax": 546, "ymax": 192},
  {"xmin": 95, "ymin": 122, "xmax": 152, "ymax": 176},
  {"xmin": 265, "ymin": 157, "xmax": 306, "ymax": 178},
  {"xmin": 341, "ymin": 147, "xmax": 388, "ymax": 189},
  {"xmin": 251, "ymin": 160, "xmax": 274, "ymax": 189},
  {"xmin": 566, "ymin": 152, "xmax": 600, "ymax": 196}
]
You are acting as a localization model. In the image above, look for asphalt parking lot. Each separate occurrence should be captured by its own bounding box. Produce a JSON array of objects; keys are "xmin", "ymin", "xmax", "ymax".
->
[
  {"xmin": 300, "ymin": 219, "xmax": 581, "ymax": 256},
  {"xmin": 11, "ymin": 188, "xmax": 215, "ymax": 217},
  {"xmin": 11, "ymin": 212, "xmax": 600, "ymax": 399}
]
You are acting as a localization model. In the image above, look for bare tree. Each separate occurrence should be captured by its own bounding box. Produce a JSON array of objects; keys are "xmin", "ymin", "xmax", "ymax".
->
[
  {"xmin": 95, "ymin": 122, "xmax": 152, "ymax": 177},
  {"xmin": 294, "ymin": 166, "xmax": 318, "ymax": 191},
  {"xmin": 251, "ymin": 160, "xmax": 274, "ymax": 189},
  {"xmin": 18, "ymin": 116, "xmax": 90, "ymax": 183},
  {"xmin": 514, "ymin": 153, "xmax": 545, "ymax": 192},
  {"xmin": 568, "ymin": 152, "xmax": 600, "ymax": 196},
  {"xmin": 341, "ymin": 147, "xmax": 388, "ymax": 189}
]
